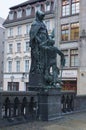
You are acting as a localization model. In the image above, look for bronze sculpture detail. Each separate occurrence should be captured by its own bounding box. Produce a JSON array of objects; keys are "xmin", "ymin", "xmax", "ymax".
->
[{"xmin": 29, "ymin": 10, "xmax": 65, "ymax": 88}]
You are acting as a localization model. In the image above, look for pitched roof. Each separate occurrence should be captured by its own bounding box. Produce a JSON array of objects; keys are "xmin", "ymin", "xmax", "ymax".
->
[{"xmin": 10, "ymin": 0, "xmax": 46, "ymax": 10}]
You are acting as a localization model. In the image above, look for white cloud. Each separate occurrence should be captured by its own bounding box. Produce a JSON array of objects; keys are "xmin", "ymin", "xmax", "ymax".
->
[{"xmin": 0, "ymin": 0, "xmax": 26, "ymax": 19}]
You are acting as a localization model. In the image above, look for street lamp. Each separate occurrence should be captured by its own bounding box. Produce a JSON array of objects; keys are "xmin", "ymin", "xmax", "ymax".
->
[
  {"xmin": 21, "ymin": 73, "xmax": 25, "ymax": 82},
  {"xmin": 21, "ymin": 73, "xmax": 29, "ymax": 91},
  {"xmin": 10, "ymin": 75, "xmax": 14, "ymax": 91}
]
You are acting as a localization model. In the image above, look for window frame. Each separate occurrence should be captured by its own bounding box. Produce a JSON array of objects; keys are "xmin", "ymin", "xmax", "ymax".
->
[
  {"xmin": 8, "ymin": 61, "xmax": 12, "ymax": 72},
  {"xmin": 17, "ymin": 43, "xmax": 21, "ymax": 53},
  {"xmin": 9, "ymin": 12, "xmax": 14, "ymax": 20},
  {"xmin": 70, "ymin": 22, "xmax": 79, "ymax": 41},
  {"xmin": 17, "ymin": 9, "xmax": 22, "ymax": 18},
  {"xmin": 16, "ymin": 60, "xmax": 20, "ymax": 72},
  {"xmin": 26, "ymin": 7, "xmax": 31, "ymax": 16},
  {"xmin": 35, "ymin": 5, "xmax": 41, "ymax": 12},
  {"xmin": 45, "ymin": 20, "xmax": 50, "ymax": 31},
  {"xmin": 71, "ymin": 0, "xmax": 80, "ymax": 15},
  {"xmin": 25, "ymin": 42, "xmax": 29, "ymax": 52},
  {"xmin": 8, "ymin": 28, "xmax": 13, "ymax": 37},
  {"xmin": 70, "ymin": 49, "xmax": 79, "ymax": 67},
  {"xmin": 61, "ymin": 24, "xmax": 69, "ymax": 41},
  {"xmin": 8, "ymin": 82, "xmax": 19, "ymax": 91},
  {"xmin": 25, "ymin": 60, "xmax": 29, "ymax": 72},
  {"xmin": 45, "ymin": 1, "xmax": 51, "ymax": 12},
  {"xmin": 62, "ymin": 0, "xmax": 70, "ymax": 17},
  {"xmin": 26, "ymin": 24, "xmax": 30, "ymax": 34},
  {"xmin": 9, "ymin": 44, "xmax": 13, "ymax": 53},
  {"xmin": 17, "ymin": 26, "xmax": 22, "ymax": 35}
]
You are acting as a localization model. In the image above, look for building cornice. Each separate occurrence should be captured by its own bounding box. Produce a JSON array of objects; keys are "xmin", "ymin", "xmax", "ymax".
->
[{"xmin": 3, "ymin": 13, "xmax": 54, "ymax": 28}]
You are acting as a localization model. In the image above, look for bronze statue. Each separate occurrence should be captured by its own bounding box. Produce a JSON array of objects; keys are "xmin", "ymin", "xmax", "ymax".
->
[{"xmin": 29, "ymin": 10, "xmax": 65, "ymax": 88}]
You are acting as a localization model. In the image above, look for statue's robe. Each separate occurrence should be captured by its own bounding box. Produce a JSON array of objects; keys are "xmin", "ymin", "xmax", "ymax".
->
[{"xmin": 29, "ymin": 19, "xmax": 49, "ymax": 74}]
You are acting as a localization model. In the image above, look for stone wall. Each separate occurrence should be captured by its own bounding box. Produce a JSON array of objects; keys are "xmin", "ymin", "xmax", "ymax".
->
[
  {"xmin": 0, "ymin": 90, "xmax": 86, "ymax": 126},
  {"xmin": 74, "ymin": 95, "xmax": 86, "ymax": 111},
  {"xmin": 0, "ymin": 91, "xmax": 38, "ymax": 127}
]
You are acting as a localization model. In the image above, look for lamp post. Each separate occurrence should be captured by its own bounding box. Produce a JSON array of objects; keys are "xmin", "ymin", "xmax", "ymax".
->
[
  {"xmin": 10, "ymin": 75, "xmax": 14, "ymax": 91},
  {"xmin": 21, "ymin": 73, "xmax": 25, "ymax": 82},
  {"xmin": 21, "ymin": 73, "xmax": 29, "ymax": 91}
]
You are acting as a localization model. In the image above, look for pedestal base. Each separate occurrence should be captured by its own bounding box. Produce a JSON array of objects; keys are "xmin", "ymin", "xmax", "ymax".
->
[{"xmin": 38, "ymin": 88, "xmax": 62, "ymax": 121}]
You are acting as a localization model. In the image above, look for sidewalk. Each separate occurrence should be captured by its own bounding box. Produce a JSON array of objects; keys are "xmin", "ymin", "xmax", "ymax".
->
[{"xmin": 1, "ymin": 111, "xmax": 86, "ymax": 130}]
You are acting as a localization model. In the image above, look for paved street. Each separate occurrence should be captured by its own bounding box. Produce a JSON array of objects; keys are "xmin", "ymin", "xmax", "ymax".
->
[{"xmin": 1, "ymin": 112, "xmax": 86, "ymax": 130}]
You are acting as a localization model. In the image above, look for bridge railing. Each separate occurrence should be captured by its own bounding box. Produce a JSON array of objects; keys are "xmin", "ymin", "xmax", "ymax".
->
[
  {"xmin": 61, "ymin": 91, "xmax": 76, "ymax": 114},
  {"xmin": 0, "ymin": 91, "xmax": 38, "ymax": 121}
]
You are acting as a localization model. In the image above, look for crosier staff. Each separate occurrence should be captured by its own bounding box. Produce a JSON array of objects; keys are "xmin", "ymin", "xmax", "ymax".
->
[{"xmin": 59, "ymin": 56, "xmax": 65, "ymax": 86}]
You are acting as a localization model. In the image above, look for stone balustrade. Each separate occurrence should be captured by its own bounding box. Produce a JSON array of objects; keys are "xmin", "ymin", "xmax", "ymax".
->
[{"xmin": 0, "ymin": 90, "xmax": 86, "ymax": 126}]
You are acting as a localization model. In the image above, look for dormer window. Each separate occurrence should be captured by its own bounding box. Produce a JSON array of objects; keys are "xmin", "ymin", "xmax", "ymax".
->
[
  {"xmin": 17, "ymin": 9, "xmax": 22, "ymax": 18},
  {"xmin": 26, "ymin": 7, "xmax": 31, "ymax": 16},
  {"xmin": 9, "ymin": 11, "xmax": 14, "ymax": 20},
  {"xmin": 35, "ymin": 5, "xmax": 41, "ymax": 12},
  {"xmin": 45, "ymin": 2, "xmax": 51, "ymax": 12}
]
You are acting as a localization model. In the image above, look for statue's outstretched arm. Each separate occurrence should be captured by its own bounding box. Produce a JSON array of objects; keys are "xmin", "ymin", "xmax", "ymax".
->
[
  {"xmin": 55, "ymin": 48, "xmax": 64, "ymax": 57},
  {"xmin": 55, "ymin": 48, "xmax": 65, "ymax": 66}
]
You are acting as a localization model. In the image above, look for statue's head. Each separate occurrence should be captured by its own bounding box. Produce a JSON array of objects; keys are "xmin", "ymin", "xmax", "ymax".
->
[{"xmin": 36, "ymin": 10, "xmax": 45, "ymax": 21}]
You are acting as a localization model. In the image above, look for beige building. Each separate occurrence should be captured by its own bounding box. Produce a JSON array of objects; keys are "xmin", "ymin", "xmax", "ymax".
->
[
  {"xmin": 3, "ymin": 0, "xmax": 55, "ymax": 91},
  {"xmin": 55, "ymin": 0, "xmax": 86, "ymax": 95}
]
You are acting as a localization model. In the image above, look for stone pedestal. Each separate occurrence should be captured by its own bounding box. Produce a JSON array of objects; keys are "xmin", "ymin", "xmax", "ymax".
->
[
  {"xmin": 38, "ymin": 88, "xmax": 62, "ymax": 121},
  {"xmin": 29, "ymin": 73, "xmax": 44, "ymax": 91},
  {"xmin": 0, "ymin": 94, "xmax": 2, "ymax": 119}
]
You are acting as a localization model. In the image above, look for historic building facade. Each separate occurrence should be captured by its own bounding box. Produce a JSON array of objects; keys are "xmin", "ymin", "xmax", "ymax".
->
[
  {"xmin": 3, "ymin": 0, "xmax": 55, "ymax": 91},
  {"xmin": 0, "ymin": 17, "xmax": 5, "ymax": 90},
  {"xmin": 55, "ymin": 0, "xmax": 86, "ymax": 95},
  {"xmin": 55, "ymin": 0, "xmax": 80, "ymax": 93}
]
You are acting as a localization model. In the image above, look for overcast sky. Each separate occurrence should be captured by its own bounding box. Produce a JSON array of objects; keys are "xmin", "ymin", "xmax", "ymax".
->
[{"xmin": 0, "ymin": 0, "xmax": 26, "ymax": 19}]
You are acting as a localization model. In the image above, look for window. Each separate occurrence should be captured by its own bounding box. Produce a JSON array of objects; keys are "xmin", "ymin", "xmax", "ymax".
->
[
  {"xmin": 1, "ymin": 61, "xmax": 4, "ymax": 73},
  {"xmin": 16, "ymin": 61, "xmax": 20, "ymax": 72},
  {"xmin": 25, "ymin": 60, "xmax": 29, "ymax": 72},
  {"xmin": 25, "ymin": 42, "xmax": 29, "ymax": 52},
  {"xmin": 9, "ymin": 44, "xmax": 13, "ymax": 53},
  {"xmin": 61, "ymin": 0, "xmax": 80, "ymax": 16},
  {"xmin": 62, "ymin": 81, "xmax": 77, "ymax": 91},
  {"xmin": 70, "ymin": 22, "xmax": 79, "ymax": 40},
  {"xmin": 35, "ymin": 5, "xmax": 41, "ymax": 12},
  {"xmin": 45, "ymin": 2, "xmax": 50, "ymax": 11},
  {"xmin": 8, "ymin": 82, "xmax": 19, "ymax": 91},
  {"xmin": 17, "ymin": 10, "xmax": 22, "ymax": 18},
  {"xmin": 61, "ymin": 24, "xmax": 69, "ymax": 41},
  {"xmin": 17, "ymin": 43, "xmax": 21, "ymax": 52},
  {"xmin": 62, "ymin": 0, "xmax": 70, "ymax": 16},
  {"xmin": 72, "ymin": 0, "xmax": 80, "ymax": 14},
  {"xmin": 8, "ymin": 61, "xmax": 12, "ymax": 72},
  {"xmin": 26, "ymin": 24, "xmax": 30, "ymax": 34},
  {"xmin": 8, "ymin": 28, "xmax": 13, "ymax": 37},
  {"xmin": 9, "ymin": 12, "xmax": 14, "ymax": 20},
  {"xmin": 17, "ymin": 26, "xmax": 22, "ymax": 35},
  {"xmin": 26, "ymin": 7, "xmax": 31, "ymax": 16},
  {"xmin": 70, "ymin": 49, "xmax": 79, "ymax": 67},
  {"xmin": 45, "ymin": 20, "xmax": 50, "ymax": 31},
  {"xmin": 62, "ymin": 50, "xmax": 69, "ymax": 67}
]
